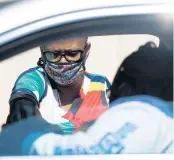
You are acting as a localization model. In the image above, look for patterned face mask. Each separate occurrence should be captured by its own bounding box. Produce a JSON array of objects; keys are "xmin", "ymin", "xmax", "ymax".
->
[{"xmin": 44, "ymin": 62, "xmax": 84, "ymax": 85}]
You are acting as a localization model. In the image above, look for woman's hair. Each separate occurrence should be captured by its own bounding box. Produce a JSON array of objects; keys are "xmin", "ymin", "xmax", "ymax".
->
[{"xmin": 110, "ymin": 41, "xmax": 173, "ymax": 103}]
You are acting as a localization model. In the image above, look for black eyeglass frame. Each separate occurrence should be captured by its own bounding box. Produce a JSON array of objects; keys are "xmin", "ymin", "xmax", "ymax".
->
[{"xmin": 42, "ymin": 44, "xmax": 88, "ymax": 64}]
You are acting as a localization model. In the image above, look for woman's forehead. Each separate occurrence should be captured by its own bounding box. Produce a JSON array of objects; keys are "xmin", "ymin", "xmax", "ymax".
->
[{"xmin": 44, "ymin": 38, "xmax": 86, "ymax": 51}]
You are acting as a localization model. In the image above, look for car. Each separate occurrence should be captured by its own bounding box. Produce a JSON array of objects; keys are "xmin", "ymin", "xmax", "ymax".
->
[{"xmin": 0, "ymin": 0, "xmax": 173, "ymax": 159}]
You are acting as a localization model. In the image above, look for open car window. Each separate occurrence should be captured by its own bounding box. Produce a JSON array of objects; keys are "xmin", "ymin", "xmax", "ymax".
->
[{"xmin": 0, "ymin": 34, "xmax": 160, "ymax": 126}]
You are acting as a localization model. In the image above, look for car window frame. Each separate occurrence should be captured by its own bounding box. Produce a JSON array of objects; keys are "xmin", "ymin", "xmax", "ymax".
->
[
  {"xmin": 0, "ymin": 12, "xmax": 173, "ymax": 61},
  {"xmin": 0, "ymin": 2, "xmax": 172, "ymax": 45}
]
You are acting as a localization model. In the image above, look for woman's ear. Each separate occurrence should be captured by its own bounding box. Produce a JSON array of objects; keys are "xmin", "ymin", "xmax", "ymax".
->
[
  {"xmin": 37, "ymin": 57, "xmax": 45, "ymax": 67},
  {"xmin": 38, "ymin": 47, "xmax": 46, "ymax": 67},
  {"xmin": 85, "ymin": 42, "xmax": 91, "ymax": 58}
]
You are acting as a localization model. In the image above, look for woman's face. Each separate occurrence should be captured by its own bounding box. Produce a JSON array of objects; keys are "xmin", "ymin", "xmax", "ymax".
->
[{"xmin": 42, "ymin": 38, "xmax": 86, "ymax": 63}]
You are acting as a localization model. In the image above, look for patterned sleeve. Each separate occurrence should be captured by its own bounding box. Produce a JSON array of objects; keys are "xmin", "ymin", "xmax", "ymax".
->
[{"xmin": 10, "ymin": 68, "xmax": 46, "ymax": 103}]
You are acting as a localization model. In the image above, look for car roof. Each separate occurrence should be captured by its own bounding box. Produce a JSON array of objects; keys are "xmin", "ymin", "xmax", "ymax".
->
[{"xmin": 0, "ymin": 0, "xmax": 173, "ymax": 35}]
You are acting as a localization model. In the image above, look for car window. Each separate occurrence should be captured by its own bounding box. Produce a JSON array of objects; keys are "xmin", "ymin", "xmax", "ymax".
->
[{"xmin": 0, "ymin": 34, "xmax": 160, "ymax": 128}]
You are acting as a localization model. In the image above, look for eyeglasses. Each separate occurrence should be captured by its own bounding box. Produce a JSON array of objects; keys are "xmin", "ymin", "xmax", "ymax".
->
[{"xmin": 43, "ymin": 49, "xmax": 84, "ymax": 63}]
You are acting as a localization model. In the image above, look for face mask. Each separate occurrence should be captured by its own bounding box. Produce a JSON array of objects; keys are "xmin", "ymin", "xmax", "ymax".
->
[{"xmin": 44, "ymin": 61, "xmax": 84, "ymax": 85}]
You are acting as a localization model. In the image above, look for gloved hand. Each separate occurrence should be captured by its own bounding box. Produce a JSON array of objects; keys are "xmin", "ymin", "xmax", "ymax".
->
[{"xmin": 4, "ymin": 97, "xmax": 41, "ymax": 127}]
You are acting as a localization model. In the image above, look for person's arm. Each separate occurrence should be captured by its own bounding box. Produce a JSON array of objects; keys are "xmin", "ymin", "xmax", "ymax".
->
[
  {"xmin": 28, "ymin": 96, "xmax": 173, "ymax": 155},
  {"xmin": 5, "ymin": 68, "xmax": 46, "ymax": 125},
  {"xmin": 0, "ymin": 96, "xmax": 173, "ymax": 155}
]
